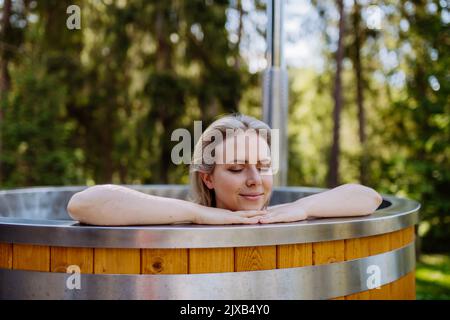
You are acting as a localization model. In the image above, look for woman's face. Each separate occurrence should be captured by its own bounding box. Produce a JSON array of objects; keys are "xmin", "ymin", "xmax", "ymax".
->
[{"xmin": 200, "ymin": 131, "xmax": 273, "ymax": 211}]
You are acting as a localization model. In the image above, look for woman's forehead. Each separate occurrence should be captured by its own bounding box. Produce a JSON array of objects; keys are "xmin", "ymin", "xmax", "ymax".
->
[{"xmin": 214, "ymin": 132, "xmax": 271, "ymax": 164}]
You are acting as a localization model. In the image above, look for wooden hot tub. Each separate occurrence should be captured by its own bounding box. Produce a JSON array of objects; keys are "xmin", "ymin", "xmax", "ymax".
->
[{"xmin": 0, "ymin": 185, "xmax": 419, "ymax": 299}]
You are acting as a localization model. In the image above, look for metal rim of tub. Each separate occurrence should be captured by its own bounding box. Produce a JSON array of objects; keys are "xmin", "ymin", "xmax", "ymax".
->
[{"xmin": 0, "ymin": 185, "xmax": 420, "ymax": 249}]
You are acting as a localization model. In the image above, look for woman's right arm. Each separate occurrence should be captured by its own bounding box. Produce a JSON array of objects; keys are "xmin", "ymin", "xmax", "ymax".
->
[{"xmin": 67, "ymin": 184, "xmax": 263, "ymax": 226}]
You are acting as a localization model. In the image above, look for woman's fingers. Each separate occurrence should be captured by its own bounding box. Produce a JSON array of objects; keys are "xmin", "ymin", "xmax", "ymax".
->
[
  {"xmin": 228, "ymin": 215, "xmax": 261, "ymax": 224},
  {"xmin": 197, "ymin": 208, "xmax": 267, "ymax": 225},
  {"xmin": 203, "ymin": 209, "xmax": 309, "ymax": 225},
  {"xmin": 259, "ymin": 205, "xmax": 308, "ymax": 224},
  {"xmin": 259, "ymin": 216, "xmax": 280, "ymax": 224},
  {"xmin": 257, "ymin": 211, "xmax": 279, "ymax": 222},
  {"xmin": 236, "ymin": 210, "xmax": 268, "ymax": 218},
  {"xmin": 259, "ymin": 211, "xmax": 307, "ymax": 224},
  {"xmin": 211, "ymin": 211, "xmax": 261, "ymax": 224},
  {"xmin": 240, "ymin": 216, "xmax": 263, "ymax": 224}
]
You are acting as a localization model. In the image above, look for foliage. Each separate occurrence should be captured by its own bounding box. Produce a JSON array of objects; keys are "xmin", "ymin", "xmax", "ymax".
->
[
  {"xmin": 1, "ymin": 60, "xmax": 81, "ymax": 187},
  {"xmin": 416, "ymin": 254, "xmax": 450, "ymax": 300}
]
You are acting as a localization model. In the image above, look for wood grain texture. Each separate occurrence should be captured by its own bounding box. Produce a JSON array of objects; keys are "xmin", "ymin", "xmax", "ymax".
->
[
  {"xmin": 94, "ymin": 248, "xmax": 140, "ymax": 274},
  {"xmin": 13, "ymin": 244, "xmax": 50, "ymax": 271},
  {"xmin": 344, "ymin": 237, "xmax": 371, "ymax": 300},
  {"xmin": 366, "ymin": 232, "xmax": 391, "ymax": 299},
  {"xmin": 142, "ymin": 249, "xmax": 188, "ymax": 274},
  {"xmin": 277, "ymin": 243, "xmax": 312, "ymax": 268},
  {"xmin": 189, "ymin": 247, "xmax": 234, "ymax": 273},
  {"xmin": 235, "ymin": 246, "xmax": 276, "ymax": 271},
  {"xmin": 404, "ymin": 227, "xmax": 416, "ymax": 299},
  {"xmin": 312, "ymin": 240, "xmax": 346, "ymax": 299},
  {"xmin": 389, "ymin": 229, "xmax": 405, "ymax": 299},
  {"xmin": 390, "ymin": 227, "xmax": 416, "ymax": 299},
  {"xmin": 0, "ymin": 243, "xmax": 12, "ymax": 269},
  {"xmin": 313, "ymin": 240, "xmax": 345, "ymax": 265},
  {"xmin": 404, "ymin": 271, "xmax": 416, "ymax": 300},
  {"xmin": 50, "ymin": 247, "xmax": 93, "ymax": 273}
]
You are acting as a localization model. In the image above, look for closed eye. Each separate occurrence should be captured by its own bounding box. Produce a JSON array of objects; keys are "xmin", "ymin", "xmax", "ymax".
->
[{"xmin": 257, "ymin": 165, "xmax": 272, "ymax": 172}]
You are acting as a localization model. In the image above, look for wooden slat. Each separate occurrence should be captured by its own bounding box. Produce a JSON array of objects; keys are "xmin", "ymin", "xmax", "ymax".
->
[
  {"xmin": 235, "ymin": 246, "xmax": 276, "ymax": 271},
  {"xmin": 312, "ymin": 240, "xmax": 345, "ymax": 265},
  {"xmin": 0, "ymin": 243, "xmax": 12, "ymax": 269},
  {"xmin": 389, "ymin": 229, "xmax": 404, "ymax": 250},
  {"xmin": 189, "ymin": 248, "xmax": 234, "ymax": 273},
  {"xmin": 50, "ymin": 247, "xmax": 93, "ymax": 274},
  {"xmin": 404, "ymin": 271, "xmax": 416, "ymax": 300},
  {"xmin": 367, "ymin": 233, "xmax": 391, "ymax": 299},
  {"xmin": 94, "ymin": 248, "xmax": 140, "ymax": 274},
  {"xmin": 142, "ymin": 249, "xmax": 188, "ymax": 274},
  {"xmin": 277, "ymin": 243, "xmax": 312, "ymax": 268},
  {"xmin": 344, "ymin": 237, "xmax": 371, "ymax": 300},
  {"xmin": 403, "ymin": 226, "xmax": 415, "ymax": 244},
  {"xmin": 404, "ymin": 226, "xmax": 416, "ymax": 300},
  {"xmin": 389, "ymin": 229, "xmax": 405, "ymax": 299},
  {"xmin": 312, "ymin": 240, "xmax": 345, "ymax": 300},
  {"xmin": 389, "ymin": 227, "xmax": 416, "ymax": 299},
  {"xmin": 13, "ymin": 244, "xmax": 50, "ymax": 271}
]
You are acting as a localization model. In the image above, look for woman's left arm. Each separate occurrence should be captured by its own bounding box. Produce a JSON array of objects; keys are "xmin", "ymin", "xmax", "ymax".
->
[{"xmin": 260, "ymin": 184, "xmax": 383, "ymax": 224}]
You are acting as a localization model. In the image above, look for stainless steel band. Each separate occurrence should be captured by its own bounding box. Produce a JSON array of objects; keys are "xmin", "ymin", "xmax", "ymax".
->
[
  {"xmin": 0, "ymin": 211, "xmax": 418, "ymax": 249},
  {"xmin": 0, "ymin": 242, "xmax": 415, "ymax": 300},
  {"xmin": 0, "ymin": 186, "xmax": 420, "ymax": 248}
]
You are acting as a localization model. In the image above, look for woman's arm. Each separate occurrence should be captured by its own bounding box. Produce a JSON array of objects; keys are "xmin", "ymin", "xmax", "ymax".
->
[
  {"xmin": 298, "ymin": 183, "xmax": 383, "ymax": 218},
  {"xmin": 67, "ymin": 184, "xmax": 264, "ymax": 226},
  {"xmin": 261, "ymin": 184, "xmax": 382, "ymax": 223}
]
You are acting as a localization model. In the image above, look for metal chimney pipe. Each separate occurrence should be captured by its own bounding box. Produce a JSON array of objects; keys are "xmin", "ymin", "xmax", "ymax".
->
[{"xmin": 263, "ymin": 0, "xmax": 288, "ymax": 186}]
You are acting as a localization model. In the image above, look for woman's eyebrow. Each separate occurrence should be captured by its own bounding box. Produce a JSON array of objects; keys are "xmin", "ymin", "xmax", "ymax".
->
[{"xmin": 229, "ymin": 158, "xmax": 272, "ymax": 164}]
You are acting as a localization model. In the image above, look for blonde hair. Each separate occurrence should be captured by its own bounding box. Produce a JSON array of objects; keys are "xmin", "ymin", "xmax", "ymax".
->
[{"xmin": 189, "ymin": 113, "xmax": 272, "ymax": 207}]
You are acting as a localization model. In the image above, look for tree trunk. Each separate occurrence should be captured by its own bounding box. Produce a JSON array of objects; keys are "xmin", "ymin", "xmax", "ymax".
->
[
  {"xmin": 328, "ymin": 0, "xmax": 345, "ymax": 188},
  {"xmin": 155, "ymin": 3, "xmax": 173, "ymax": 184},
  {"xmin": 353, "ymin": 0, "xmax": 367, "ymax": 185},
  {"xmin": 0, "ymin": 0, "xmax": 12, "ymax": 94},
  {"xmin": 234, "ymin": 0, "xmax": 243, "ymax": 71},
  {"xmin": 0, "ymin": 0, "xmax": 13, "ymax": 185}
]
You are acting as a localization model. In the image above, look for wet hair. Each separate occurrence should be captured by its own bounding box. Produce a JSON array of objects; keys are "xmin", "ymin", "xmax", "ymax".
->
[{"xmin": 189, "ymin": 113, "xmax": 272, "ymax": 207}]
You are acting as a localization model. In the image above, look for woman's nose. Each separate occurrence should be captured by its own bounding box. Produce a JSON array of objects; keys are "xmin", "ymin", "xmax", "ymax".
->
[{"xmin": 246, "ymin": 165, "xmax": 262, "ymax": 186}]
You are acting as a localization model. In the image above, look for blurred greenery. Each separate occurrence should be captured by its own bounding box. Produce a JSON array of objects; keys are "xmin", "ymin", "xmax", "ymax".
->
[
  {"xmin": 416, "ymin": 254, "xmax": 450, "ymax": 300},
  {"xmin": 0, "ymin": 0, "xmax": 448, "ymax": 259}
]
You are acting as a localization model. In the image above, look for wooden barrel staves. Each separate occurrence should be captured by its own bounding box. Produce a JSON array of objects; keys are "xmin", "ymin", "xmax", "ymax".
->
[{"xmin": 0, "ymin": 185, "xmax": 419, "ymax": 300}]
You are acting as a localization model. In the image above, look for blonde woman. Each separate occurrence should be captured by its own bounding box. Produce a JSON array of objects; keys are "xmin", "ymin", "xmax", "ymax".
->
[{"xmin": 67, "ymin": 114, "xmax": 382, "ymax": 226}]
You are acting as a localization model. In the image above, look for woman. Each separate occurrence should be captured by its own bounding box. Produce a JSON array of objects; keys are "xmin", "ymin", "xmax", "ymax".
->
[{"xmin": 67, "ymin": 114, "xmax": 383, "ymax": 226}]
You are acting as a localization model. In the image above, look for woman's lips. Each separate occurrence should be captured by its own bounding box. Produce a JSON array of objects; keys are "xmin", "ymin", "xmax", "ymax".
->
[{"xmin": 239, "ymin": 193, "xmax": 264, "ymax": 201}]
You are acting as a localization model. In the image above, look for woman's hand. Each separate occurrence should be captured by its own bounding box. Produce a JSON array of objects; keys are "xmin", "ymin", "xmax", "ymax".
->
[
  {"xmin": 193, "ymin": 206, "xmax": 267, "ymax": 225},
  {"xmin": 259, "ymin": 203, "xmax": 308, "ymax": 224},
  {"xmin": 259, "ymin": 184, "xmax": 382, "ymax": 223}
]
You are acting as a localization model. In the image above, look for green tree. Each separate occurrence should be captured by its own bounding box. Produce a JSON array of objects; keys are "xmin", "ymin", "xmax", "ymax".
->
[{"xmin": 377, "ymin": 0, "xmax": 450, "ymax": 251}]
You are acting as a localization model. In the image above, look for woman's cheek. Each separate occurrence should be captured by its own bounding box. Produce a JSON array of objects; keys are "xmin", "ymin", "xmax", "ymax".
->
[
  {"xmin": 224, "ymin": 171, "xmax": 244, "ymax": 188},
  {"xmin": 263, "ymin": 176, "xmax": 273, "ymax": 190},
  {"xmin": 219, "ymin": 172, "xmax": 241, "ymax": 200}
]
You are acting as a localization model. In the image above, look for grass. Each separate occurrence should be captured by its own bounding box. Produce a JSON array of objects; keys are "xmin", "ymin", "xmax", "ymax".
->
[{"xmin": 416, "ymin": 254, "xmax": 450, "ymax": 300}]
